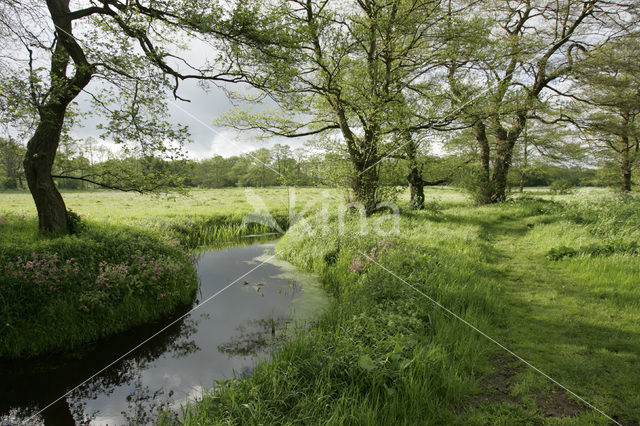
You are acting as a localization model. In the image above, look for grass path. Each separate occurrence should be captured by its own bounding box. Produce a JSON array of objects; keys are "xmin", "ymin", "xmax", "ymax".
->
[{"xmin": 462, "ymin": 210, "xmax": 640, "ymax": 425}]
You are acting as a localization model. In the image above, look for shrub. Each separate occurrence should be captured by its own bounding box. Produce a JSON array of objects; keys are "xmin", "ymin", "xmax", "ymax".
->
[
  {"xmin": 66, "ymin": 209, "xmax": 85, "ymax": 234},
  {"xmin": 549, "ymin": 180, "xmax": 574, "ymax": 195},
  {"xmin": 547, "ymin": 241, "xmax": 640, "ymax": 261}
]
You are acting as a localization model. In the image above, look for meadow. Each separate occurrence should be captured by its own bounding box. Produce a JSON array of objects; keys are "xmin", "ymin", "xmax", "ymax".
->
[
  {"xmin": 1, "ymin": 187, "xmax": 639, "ymax": 424},
  {"xmin": 172, "ymin": 187, "xmax": 637, "ymax": 425}
]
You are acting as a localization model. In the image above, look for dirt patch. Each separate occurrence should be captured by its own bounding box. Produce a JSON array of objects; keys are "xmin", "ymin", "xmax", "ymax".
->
[
  {"xmin": 473, "ymin": 354, "xmax": 521, "ymax": 405},
  {"xmin": 472, "ymin": 354, "xmax": 585, "ymax": 419},
  {"xmin": 535, "ymin": 389, "xmax": 584, "ymax": 418}
]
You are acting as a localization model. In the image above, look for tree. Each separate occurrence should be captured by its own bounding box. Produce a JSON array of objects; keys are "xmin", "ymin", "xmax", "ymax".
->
[
  {"xmin": 445, "ymin": 0, "xmax": 634, "ymax": 203},
  {"xmin": 0, "ymin": 0, "xmax": 243, "ymax": 233},
  {"xmin": 572, "ymin": 34, "xmax": 640, "ymax": 191},
  {"xmin": 214, "ymin": 0, "xmax": 451, "ymax": 213},
  {"xmin": 0, "ymin": 137, "xmax": 25, "ymax": 189}
]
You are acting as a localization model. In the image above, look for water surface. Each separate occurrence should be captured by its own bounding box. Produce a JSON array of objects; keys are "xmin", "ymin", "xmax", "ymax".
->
[{"xmin": 0, "ymin": 241, "xmax": 327, "ymax": 425}]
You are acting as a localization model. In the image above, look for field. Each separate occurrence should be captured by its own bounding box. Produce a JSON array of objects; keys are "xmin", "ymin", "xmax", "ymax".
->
[
  {"xmin": 0, "ymin": 187, "xmax": 344, "ymax": 223},
  {"xmin": 1, "ymin": 187, "xmax": 639, "ymax": 423}
]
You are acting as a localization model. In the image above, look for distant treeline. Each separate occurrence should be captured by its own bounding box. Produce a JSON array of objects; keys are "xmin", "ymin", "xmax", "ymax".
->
[{"xmin": 0, "ymin": 140, "xmax": 627, "ymax": 192}]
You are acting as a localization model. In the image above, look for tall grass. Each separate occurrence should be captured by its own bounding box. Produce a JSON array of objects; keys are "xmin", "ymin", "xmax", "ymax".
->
[
  {"xmin": 173, "ymin": 206, "xmax": 505, "ymax": 424},
  {"xmin": 173, "ymin": 193, "xmax": 640, "ymax": 425}
]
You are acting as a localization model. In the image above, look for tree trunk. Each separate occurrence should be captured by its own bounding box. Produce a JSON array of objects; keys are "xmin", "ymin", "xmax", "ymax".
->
[
  {"xmin": 351, "ymin": 164, "xmax": 379, "ymax": 214},
  {"xmin": 350, "ymin": 141, "xmax": 379, "ymax": 215},
  {"xmin": 24, "ymin": 107, "xmax": 69, "ymax": 233},
  {"xmin": 621, "ymin": 152, "xmax": 632, "ymax": 192},
  {"xmin": 408, "ymin": 168, "xmax": 425, "ymax": 209},
  {"xmin": 473, "ymin": 121, "xmax": 493, "ymax": 204},
  {"xmin": 24, "ymin": 0, "xmax": 94, "ymax": 233},
  {"xmin": 405, "ymin": 139, "xmax": 424, "ymax": 209},
  {"xmin": 491, "ymin": 143, "xmax": 513, "ymax": 202},
  {"xmin": 490, "ymin": 126, "xmax": 520, "ymax": 202}
]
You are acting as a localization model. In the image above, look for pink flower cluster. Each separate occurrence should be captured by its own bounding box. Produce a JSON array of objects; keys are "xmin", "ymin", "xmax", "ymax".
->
[
  {"xmin": 348, "ymin": 238, "xmax": 394, "ymax": 274},
  {"xmin": 77, "ymin": 253, "xmax": 186, "ymax": 311},
  {"xmin": 132, "ymin": 255, "xmax": 175, "ymax": 282},
  {"xmin": 7, "ymin": 252, "xmax": 79, "ymax": 290},
  {"xmin": 96, "ymin": 262, "xmax": 129, "ymax": 288},
  {"xmin": 156, "ymin": 290, "xmax": 179, "ymax": 301}
]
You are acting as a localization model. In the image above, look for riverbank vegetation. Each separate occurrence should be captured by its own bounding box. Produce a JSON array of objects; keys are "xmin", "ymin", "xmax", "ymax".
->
[
  {"xmin": 0, "ymin": 188, "xmax": 302, "ymax": 357},
  {"xmin": 0, "ymin": 0, "xmax": 638, "ymax": 421},
  {"xmin": 0, "ymin": 187, "xmax": 339, "ymax": 357},
  {"xmin": 173, "ymin": 188, "xmax": 640, "ymax": 425},
  {"xmin": 0, "ymin": 216, "xmax": 199, "ymax": 358}
]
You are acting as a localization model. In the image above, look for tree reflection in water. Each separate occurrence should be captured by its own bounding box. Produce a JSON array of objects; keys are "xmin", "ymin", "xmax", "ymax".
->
[{"xmin": 0, "ymin": 305, "xmax": 199, "ymax": 425}]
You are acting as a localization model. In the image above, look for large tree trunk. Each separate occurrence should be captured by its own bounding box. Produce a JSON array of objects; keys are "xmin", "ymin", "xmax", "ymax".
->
[
  {"xmin": 351, "ymin": 164, "xmax": 379, "ymax": 215},
  {"xmin": 23, "ymin": 0, "xmax": 94, "ymax": 233},
  {"xmin": 344, "ymin": 126, "xmax": 380, "ymax": 215},
  {"xmin": 491, "ymin": 141, "xmax": 515, "ymax": 202},
  {"xmin": 407, "ymin": 166, "xmax": 424, "ymax": 210},
  {"xmin": 490, "ymin": 119, "xmax": 522, "ymax": 202},
  {"xmin": 24, "ymin": 107, "xmax": 69, "ymax": 233},
  {"xmin": 473, "ymin": 121, "xmax": 493, "ymax": 204}
]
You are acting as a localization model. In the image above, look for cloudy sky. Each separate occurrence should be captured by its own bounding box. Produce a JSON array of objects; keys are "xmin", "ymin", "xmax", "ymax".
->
[
  {"xmin": 69, "ymin": 36, "xmax": 307, "ymax": 160},
  {"xmin": 71, "ymin": 77, "xmax": 307, "ymax": 160}
]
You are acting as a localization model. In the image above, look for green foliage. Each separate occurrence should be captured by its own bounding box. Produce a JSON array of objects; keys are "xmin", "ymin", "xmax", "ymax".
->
[
  {"xmin": 65, "ymin": 209, "xmax": 85, "ymax": 234},
  {"xmin": 545, "ymin": 245, "xmax": 578, "ymax": 260},
  {"xmin": 557, "ymin": 192, "xmax": 640, "ymax": 242},
  {"xmin": 571, "ymin": 33, "xmax": 640, "ymax": 190},
  {"xmin": 0, "ymin": 219, "xmax": 198, "ymax": 357},
  {"xmin": 549, "ymin": 179, "xmax": 574, "ymax": 195},
  {"xmin": 547, "ymin": 241, "xmax": 640, "ymax": 261},
  {"xmin": 175, "ymin": 206, "xmax": 502, "ymax": 424}
]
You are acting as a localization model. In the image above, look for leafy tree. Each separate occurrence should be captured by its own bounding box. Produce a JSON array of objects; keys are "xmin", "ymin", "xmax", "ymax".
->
[
  {"xmin": 0, "ymin": 137, "xmax": 25, "ymax": 189},
  {"xmin": 214, "ymin": 0, "xmax": 450, "ymax": 213},
  {"xmin": 510, "ymin": 120, "xmax": 585, "ymax": 192},
  {"xmin": 0, "ymin": 0, "xmax": 242, "ymax": 232},
  {"xmin": 571, "ymin": 34, "xmax": 640, "ymax": 191},
  {"xmin": 193, "ymin": 156, "xmax": 237, "ymax": 188},
  {"xmin": 445, "ymin": 0, "xmax": 633, "ymax": 203}
]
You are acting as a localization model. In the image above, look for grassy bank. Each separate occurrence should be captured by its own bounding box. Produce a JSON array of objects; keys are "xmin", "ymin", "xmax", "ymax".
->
[
  {"xmin": 0, "ymin": 216, "xmax": 199, "ymax": 358},
  {"xmin": 174, "ymin": 190, "xmax": 640, "ymax": 425},
  {"xmin": 0, "ymin": 188, "xmax": 344, "ymax": 357},
  {"xmin": 0, "ymin": 188, "xmax": 344, "ymax": 248}
]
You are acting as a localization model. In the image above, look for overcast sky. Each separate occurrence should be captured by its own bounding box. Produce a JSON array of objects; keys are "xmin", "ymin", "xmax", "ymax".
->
[
  {"xmin": 67, "ymin": 35, "xmax": 308, "ymax": 161},
  {"xmin": 70, "ymin": 77, "xmax": 308, "ymax": 160}
]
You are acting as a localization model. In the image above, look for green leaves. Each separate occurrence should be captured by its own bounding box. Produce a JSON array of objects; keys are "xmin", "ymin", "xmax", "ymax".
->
[{"xmin": 357, "ymin": 354, "xmax": 376, "ymax": 372}]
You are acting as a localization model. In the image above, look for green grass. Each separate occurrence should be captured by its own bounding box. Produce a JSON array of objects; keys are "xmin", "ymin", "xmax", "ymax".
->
[
  {"xmin": 2, "ymin": 187, "xmax": 639, "ymax": 423},
  {"xmin": 0, "ymin": 187, "xmax": 346, "ymax": 247},
  {"xmin": 0, "ymin": 187, "xmax": 345, "ymax": 357},
  {"xmin": 170, "ymin": 188, "xmax": 640, "ymax": 425},
  {"xmin": 0, "ymin": 218, "xmax": 199, "ymax": 358}
]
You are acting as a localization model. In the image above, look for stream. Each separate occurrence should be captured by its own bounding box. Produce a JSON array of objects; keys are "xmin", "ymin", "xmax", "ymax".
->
[{"xmin": 0, "ymin": 241, "xmax": 327, "ymax": 425}]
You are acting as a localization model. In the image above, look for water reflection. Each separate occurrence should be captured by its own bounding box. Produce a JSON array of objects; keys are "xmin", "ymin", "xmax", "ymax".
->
[{"xmin": 0, "ymin": 241, "xmax": 327, "ymax": 425}]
